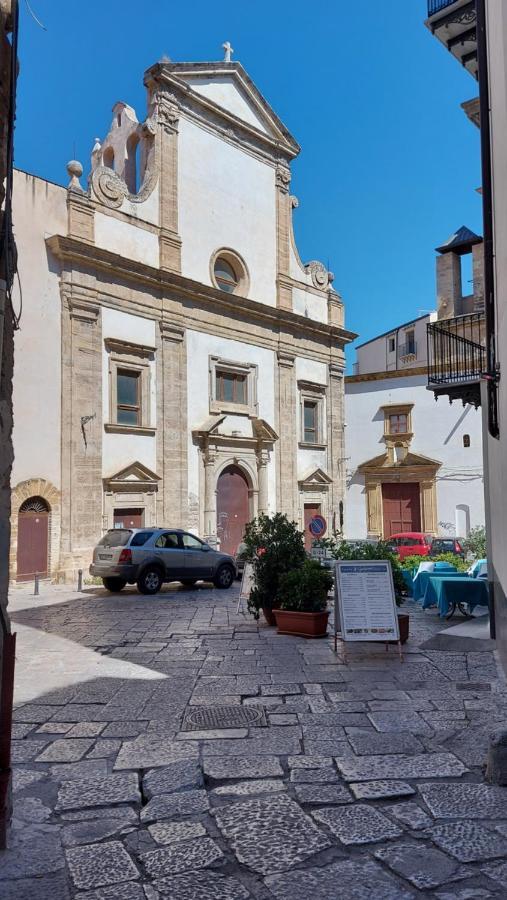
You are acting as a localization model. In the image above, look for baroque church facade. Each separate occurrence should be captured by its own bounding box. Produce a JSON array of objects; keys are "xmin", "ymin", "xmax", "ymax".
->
[{"xmin": 11, "ymin": 51, "xmax": 354, "ymax": 581}]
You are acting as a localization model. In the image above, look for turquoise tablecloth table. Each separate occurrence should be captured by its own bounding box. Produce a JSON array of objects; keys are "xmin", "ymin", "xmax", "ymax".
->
[
  {"xmin": 401, "ymin": 569, "xmax": 415, "ymax": 596},
  {"xmin": 412, "ymin": 569, "xmax": 464, "ymax": 602},
  {"xmin": 421, "ymin": 575, "xmax": 489, "ymax": 617}
]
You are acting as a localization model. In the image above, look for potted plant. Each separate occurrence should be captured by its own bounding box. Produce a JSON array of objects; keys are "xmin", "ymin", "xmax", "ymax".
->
[
  {"xmin": 325, "ymin": 538, "xmax": 410, "ymax": 644},
  {"xmin": 274, "ymin": 559, "xmax": 334, "ymax": 638},
  {"xmin": 243, "ymin": 513, "xmax": 307, "ymax": 624}
]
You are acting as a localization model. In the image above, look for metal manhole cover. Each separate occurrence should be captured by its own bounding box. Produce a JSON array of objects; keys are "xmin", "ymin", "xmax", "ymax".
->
[{"xmin": 182, "ymin": 705, "xmax": 267, "ymax": 732}]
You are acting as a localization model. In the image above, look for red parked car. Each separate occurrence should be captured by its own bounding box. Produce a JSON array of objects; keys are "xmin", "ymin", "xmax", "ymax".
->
[{"xmin": 386, "ymin": 532, "xmax": 433, "ymax": 561}]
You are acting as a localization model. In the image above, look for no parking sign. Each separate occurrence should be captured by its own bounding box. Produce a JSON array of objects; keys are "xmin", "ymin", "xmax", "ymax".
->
[{"xmin": 309, "ymin": 514, "xmax": 327, "ymax": 538}]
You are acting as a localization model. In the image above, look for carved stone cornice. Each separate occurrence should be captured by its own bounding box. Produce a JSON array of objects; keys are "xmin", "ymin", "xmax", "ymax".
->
[
  {"xmin": 275, "ymin": 165, "xmax": 291, "ymax": 194},
  {"xmin": 67, "ymin": 298, "xmax": 100, "ymax": 323},
  {"xmin": 153, "ymin": 91, "xmax": 180, "ymax": 134},
  {"xmin": 277, "ymin": 350, "xmax": 295, "ymax": 368},
  {"xmin": 104, "ymin": 337, "xmax": 155, "ymax": 357},
  {"xmin": 160, "ymin": 321, "xmax": 185, "ymax": 343}
]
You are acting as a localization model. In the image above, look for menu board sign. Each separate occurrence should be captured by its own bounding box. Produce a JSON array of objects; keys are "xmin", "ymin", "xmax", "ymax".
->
[{"xmin": 334, "ymin": 560, "xmax": 399, "ymax": 643}]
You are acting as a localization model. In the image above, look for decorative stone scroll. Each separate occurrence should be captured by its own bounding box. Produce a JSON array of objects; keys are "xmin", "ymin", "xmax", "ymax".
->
[
  {"xmin": 305, "ymin": 260, "xmax": 335, "ymax": 290},
  {"xmin": 90, "ymin": 162, "xmax": 158, "ymax": 209}
]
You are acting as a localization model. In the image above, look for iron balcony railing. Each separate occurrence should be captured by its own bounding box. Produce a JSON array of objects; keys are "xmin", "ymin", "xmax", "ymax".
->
[
  {"xmin": 427, "ymin": 0, "xmax": 459, "ymax": 15},
  {"xmin": 427, "ymin": 312, "xmax": 486, "ymax": 387}
]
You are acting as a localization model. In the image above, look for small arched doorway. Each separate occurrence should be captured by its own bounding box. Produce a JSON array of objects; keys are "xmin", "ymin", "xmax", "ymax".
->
[
  {"xmin": 216, "ymin": 465, "xmax": 250, "ymax": 556},
  {"xmin": 16, "ymin": 496, "xmax": 50, "ymax": 581}
]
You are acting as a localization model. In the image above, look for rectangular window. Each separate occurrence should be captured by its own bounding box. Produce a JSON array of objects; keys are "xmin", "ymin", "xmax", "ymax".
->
[
  {"xmin": 216, "ymin": 371, "xmax": 247, "ymax": 405},
  {"xmin": 406, "ymin": 330, "xmax": 416, "ymax": 354},
  {"xmin": 303, "ymin": 400, "xmax": 318, "ymax": 443},
  {"xmin": 389, "ymin": 413, "xmax": 408, "ymax": 434},
  {"xmin": 117, "ymin": 369, "xmax": 140, "ymax": 425},
  {"xmin": 388, "ymin": 337, "xmax": 395, "ymax": 353}
]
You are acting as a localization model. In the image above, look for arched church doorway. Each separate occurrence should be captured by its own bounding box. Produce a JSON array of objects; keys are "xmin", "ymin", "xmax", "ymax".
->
[
  {"xmin": 16, "ymin": 496, "xmax": 50, "ymax": 581},
  {"xmin": 216, "ymin": 465, "xmax": 250, "ymax": 556}
]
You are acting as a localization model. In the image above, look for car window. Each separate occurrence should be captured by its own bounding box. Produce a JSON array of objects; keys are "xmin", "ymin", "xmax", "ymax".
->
[
  {"xmin": 130, "ymin": 531, "xmax": 154, "ymax": 547},
  {"xmin": 155, "ymin": 532, "xmax": 180, "ymax": 549},
  {"xmin": 98, "ymin": 530, "xmax": 132, "ymax": 548},
  {"xmin": 182, "ymin": 533, "xmax": 205, "ymax": 550}
]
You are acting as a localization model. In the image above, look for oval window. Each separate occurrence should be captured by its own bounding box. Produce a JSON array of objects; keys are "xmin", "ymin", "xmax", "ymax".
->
[{"xmin": 214, "ymin": 258, "xmax": 238, "ymax": 293}]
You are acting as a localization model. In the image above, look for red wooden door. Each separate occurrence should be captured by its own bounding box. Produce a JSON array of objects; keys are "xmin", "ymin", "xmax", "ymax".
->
[
  {"xmin": 216, "ymin": 466, "xmax": 249, "ymax": 556},
  {"xmin": 113, "ymin": 508, "xmax": 144, "ymax": 529},
  {"xmin": 304, "ymin": 503, "xmax": 321, "ymax": 551},
  {"xmin": 17, "ymin": 511, "xmax": 49, "ymax": 581},
  {"xmin": 382, "ymin": 483, "xmax": 421, "ymax": 537}
]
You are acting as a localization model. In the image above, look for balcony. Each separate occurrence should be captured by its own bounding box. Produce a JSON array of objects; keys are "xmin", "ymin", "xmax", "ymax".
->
[
  {"xmin": 427, "ymin": 312, "xmax": 486, "ymax": 407},
  {"xmin": 426, "ymin": 0, "xmax": 478, "ymax": 80},
  {"xmin": 398, "ymin": 341, "xmax": 417, "ymax": 360}
]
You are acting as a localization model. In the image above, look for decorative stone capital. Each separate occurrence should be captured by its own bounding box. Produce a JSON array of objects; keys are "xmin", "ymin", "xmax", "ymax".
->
[
  {"xmin": 159, "ymin": 321, "xmax": 184, "ymax": 343},
  {"xmin": 329, "ymin": 363, "xmax": 344, "ymax": 380},
  {"xmin": 277, "ymin": 350, "xmax": 295, "ymax": 369},
  {"xmin": 155, "ymin": 91, "xmax": 180, "ymax": 133},
  {"xmin": 68, "ymin": 298, "xmax": 100, "ymax": 323},
  {"xmin": 257, "ymin": 448, "xmax": 270, "ymax": 468},
  {"xmin": 275, "ymin": 165, "xmax": 291, "ymax": 194}
]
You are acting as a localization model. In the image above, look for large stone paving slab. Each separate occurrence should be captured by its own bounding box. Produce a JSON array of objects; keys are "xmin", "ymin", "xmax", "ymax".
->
[
  {"xmin": 0, "ymin": 872, "xmax": 71, "ymax": 900},
  {"xmin": 212, "ymin": 778, "xmax": 285, "ymax": 798},
  {"xmin": 347, "ymin": 731, "xmax": 424, "ymax": 756},
  {"xmin": 312, "ymin": 804, "xmax": 402, "ymax": 845},
  {"xmin": 419, "ymin": 783, "xmax": 507, "ymax": 819},
  {"xmin": 367, "ymin": 710, "xmax": 433, "ymax": 734},
  {"xmin": 374, "ymin": 843, "xmax": 469, "ymax": 890},
  {"xmin": 293, "ymin": 783, "xmax": 352, "ymax": 804},
  {"xmin": 387, "ymin": 801, "xmax": 433, "ymax": 830},
  {"xmin": 213, "ymin": 795, "xmax": 331, "ymax": 874},
  {"xmin": 350, "ymin": 780, "xmax": 415, "ymax": 800},
  {"xmin": 114, "ymin": 737, "xmax": 198, "ymax": 770},
  {"xmin": 428, "ymin": 822, "xmax": 507, "ymax": 862},
  {"xmin": 0, "ymin": 823, "xmax": 64, "ymax": 880},
  {"xmin": 62, "ymin": 815, "xmax": 136, "ymax": 847},
  {"xmin": 202, "ymin": 755, "xmax": 283, "ymax": 780},
  {"xmin": 148, "ymin": 821, "xmax": 206, "ymax": 844},
  {"xmin": 334, "ymin": 752, "xmax": 467, "ymax": 781},
  {"xmin": 142, "ymin": 760, "xmax": 203, "ymax": 798},
  {"xmin": 153, "ymin": 871, "xmax": 252, "ymax": 899},
  {"xmin": 265, "ymin": 858, "xmax": 415, "ymax": 900},
  {"xmin": 56, "ymin": 773, "xmax": 140, "ymax": 811},
  {"xmin": 65, "ymin": 840, "xmax": 139, "ymax": 889},
  {"xmin": 140, "ymin": 788, "xmax": 209, "ymax": 822},
  {"xmin": 139, "ymin": 836, "xmax": 223, "ymax": 876},
  {"xmin": 202, "ymin": 733, "xmax": 302, "ymax": 756},
  {"xmin": 74, "ymin": 885, "xmax": 145, "ymax": 900}
]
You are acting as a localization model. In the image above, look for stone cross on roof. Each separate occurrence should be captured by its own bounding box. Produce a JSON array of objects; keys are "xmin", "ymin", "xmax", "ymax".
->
[{"xmin": 222, "ymin": 41, "xmax": 234, "ymax": 62}]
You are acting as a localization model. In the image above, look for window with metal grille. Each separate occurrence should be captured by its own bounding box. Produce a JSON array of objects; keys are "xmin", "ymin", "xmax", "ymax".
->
[
  {"xmin": 19, "ymin": 496, "xmax": 49, "ymax": 513},
  {"xmin": 117, "ymin": 369, "xmax": 141, "ymax": 425}
]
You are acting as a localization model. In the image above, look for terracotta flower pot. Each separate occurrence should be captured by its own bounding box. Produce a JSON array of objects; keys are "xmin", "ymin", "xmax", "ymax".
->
[{"xmin": 274, "ymin": 608, "xmax": 329, "ymax": 639}]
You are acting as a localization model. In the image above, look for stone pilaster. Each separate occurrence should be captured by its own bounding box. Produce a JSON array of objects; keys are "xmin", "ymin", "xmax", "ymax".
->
[
  {"xmin": 257, "ymin": 448, "xmax": 270, "ymax": 516},
  {"xmin": 203, "ymin": 446, "xmax": 217, "ymax": 538},
  {"xmin": 159, "ymin": 321, "xmax": 187, "ymax": 526},
  {"xmin": 275, "ymin": 165, "xmax": 292, "ymax": 311},
  {"xmin": 327, "ymin": 362, "xmax": 345, "ymax": 534},
  {"xmin": 276, "ymin": 350, "xmax": 298, "ymax": 520},
  {"xmin": 60, "ymin": 291, "xmax": 102, "ymax": 579},
  {"xmin": 67, "ymin": 191, "xmax": 94, "ymax": 244},
  {"xmin": 157, "ymin": 95, "xmax": 182, "ymax": 273}
]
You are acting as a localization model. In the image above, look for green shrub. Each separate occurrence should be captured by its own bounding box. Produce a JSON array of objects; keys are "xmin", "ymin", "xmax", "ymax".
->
[
  {"xmin": 243, "ymin": 513, "xmax": 306, "ymax": 619},
  {"xmin": 278, "ymin": 559, "xmax": 333, "ymax": 613},
  {"xmin": 463, "ymin": 526, "xmax": 487, "ymax": 561},
  {"xmin": 322, "ymin": 538, "xmax": 406, "ymax": 605},
  {"xmin": 402, "ymin": 553, "xmax": 468, "ymax": 572}
]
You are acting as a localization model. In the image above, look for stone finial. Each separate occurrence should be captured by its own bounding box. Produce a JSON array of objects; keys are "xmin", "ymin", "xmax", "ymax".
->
[
  {"xmin": 222, "ymin": 41, "xmax": 234, "ymax": 62},
  {"xmin": 66, "ymin": 159, "xmax": 84, "ymax": 193},
  {"xmin": 91, "ymin": 138, "xmax": 102, "ymax": 173}
]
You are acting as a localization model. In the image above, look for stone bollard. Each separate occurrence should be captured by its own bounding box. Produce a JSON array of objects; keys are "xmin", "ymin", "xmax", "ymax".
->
[
  {"xmin": 77, "ymin": 569, "xmax": 83, "ymax": 592},
  {"xmin": 33, "ymin": 572, "xmax": 39, "ymax": 596},
  {"xmin": 486, "ymin": 728, "xmax": 507, "ymax": 784}
]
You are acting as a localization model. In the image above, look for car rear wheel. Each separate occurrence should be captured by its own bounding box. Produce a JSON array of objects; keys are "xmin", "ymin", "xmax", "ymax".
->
[
  {"xmin": 102, "ymin": 577, "xmax": 127, "ymax": 592},
  {"xmin": 182, "ymin": 579, "xmax": 197, "ymax": 588},
  {"xmin": 214, "ymin": 564, "xmax": 234, "ymax": 590},
  {"xmin": 137, "ymin": 567, "xmax": 163, "ymax": 595}
]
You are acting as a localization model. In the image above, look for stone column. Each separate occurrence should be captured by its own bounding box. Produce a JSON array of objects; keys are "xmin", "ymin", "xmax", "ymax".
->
[
  {"xmin": 327, "ymin": 362, "xmax": 345, "ymax": 534},
  {"xmin": 159, "ymin": 321, "xmax": 188, "ymax": 526},
  {"xmin": 157, "ymin": 95, "xmax": 182, "ymax": 273},
  {"xmin": 275, "ymin": 164, "xmax": 293, "ymax": 311},
  {"xmin": 60, "ymin": 289, "xmax": 103, "ymax": 580},
  {"xmin": 203, "ymin": 446, "xmax": 217, "ymax": 538},
  {"xmin": 257, "ymin": 448, "xmax": 270, "ymax": 516},
  {"xmin": 276, "ymin": 350, "xmax": 298, "ymax": 520}
]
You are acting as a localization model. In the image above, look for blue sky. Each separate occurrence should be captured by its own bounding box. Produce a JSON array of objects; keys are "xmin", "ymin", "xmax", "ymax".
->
[{"xmin": 15, "ymin": 1, "xmax": 481, "ymax": 368}]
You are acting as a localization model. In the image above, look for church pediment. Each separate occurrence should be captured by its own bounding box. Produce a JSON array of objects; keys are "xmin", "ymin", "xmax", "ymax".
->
[
  {"xmin": 299, "ymin": 467, "xmax": 333, "ymax": 487},
  {"xmin": 146, "ymin": 61, "xmax": 299, "ymax": 157},
  {"xmin": 357, "ymin": 450, "xmax": 441, "ymax": 473},
  {"xmin": 104, "ymin": 461, "xmax": 161, "ymax": 490}
]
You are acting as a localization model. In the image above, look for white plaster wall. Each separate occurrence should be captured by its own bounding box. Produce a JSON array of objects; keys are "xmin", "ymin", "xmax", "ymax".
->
[
  {"xmin": 101, "ymin": 308, "xmax": 157, "ymax": 476},
  {"xmin": 185, "ymin": 76, "xmax": 269, "ymax": 134},
  {"xmin": 178, "ymin": 117, "xmax": 277, "ymax": 305},
  {"xmin": 295, "ymin": 358, "xmax": 327, "ymax": 385},
  {"xmin": 293, "ymin": 287, "xmax": 327, "ymax": 324},
  {"xmin": 345, "ymin": 374, "xmax": 485, "ymax": 538},
  {"xmin": 119, "ymin": 183, "xmax": 160, "ymax": 226},
  {"xmin": 186, "ymin": 329, "xmax": 277, "ymax": 513},
  {"xmin": 356, "ymin": 316, "xmax": 430, "ymax": 375},
  {"xmin": 295, "ymin": 357, "xmax": 328, "ymax": 477},
  {"xmin": 11, "ymin": 171, "xmax": 66, "ymax": 489},
  {"xmin": 95, "ymin": 213, "xmax": 159, "ymax": 269}
]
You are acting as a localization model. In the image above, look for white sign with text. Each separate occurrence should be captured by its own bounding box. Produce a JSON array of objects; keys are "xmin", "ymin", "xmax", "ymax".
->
[{"xmin": 334, "ymin": 560, "xmax": 399, "ymax": 642}]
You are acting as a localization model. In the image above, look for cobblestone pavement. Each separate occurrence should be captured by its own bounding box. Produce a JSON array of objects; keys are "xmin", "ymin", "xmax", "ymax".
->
[{"xmin": 2, "ymin": 581, "xmax": 507, "ymax": 898}]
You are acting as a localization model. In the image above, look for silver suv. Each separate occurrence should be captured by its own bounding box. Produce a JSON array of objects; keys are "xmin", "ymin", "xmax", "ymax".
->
[{"xmin": 90, "ymin": 528, "xmax": 236, "ymax": 594}]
